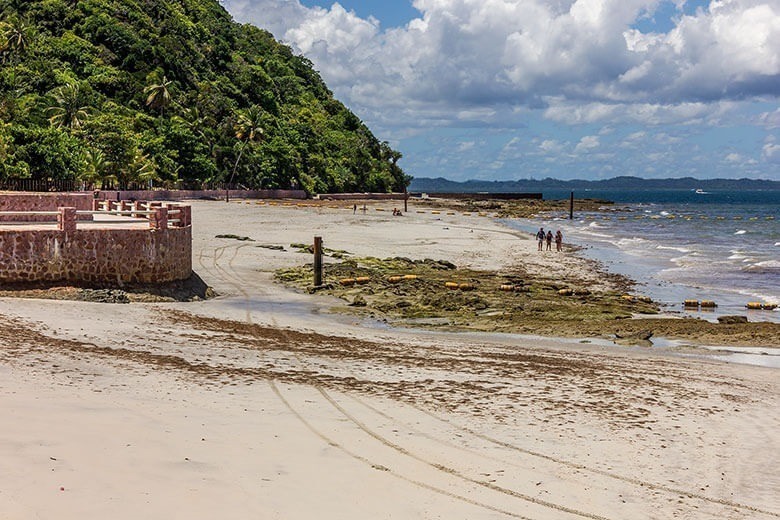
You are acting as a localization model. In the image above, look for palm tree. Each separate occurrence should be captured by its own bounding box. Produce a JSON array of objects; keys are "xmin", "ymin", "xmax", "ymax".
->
[
  {"xmin": 144, "ymin": 75, "xmax": 173, "ymax": 117},
  {"xmin": 172, "ymin": 106, "xmax": 204, "ymax": 136},
  {"xmin": 128, "ymin": 149, "xmax": 159, "ymax": 188},
  {"xmin": 77, "ymin": 149, "xmax": 112, "ymax": 190},
  {"xmin": 47, "ymin": 83, "xmax": 92, "ymax": 129},
  {"xmin": 0, "ymin": 15, "xmax": 34, "ymax": 60},
  {"xmin": 226, "ymin": 105, "xmax": 264, "ymax": 202}
]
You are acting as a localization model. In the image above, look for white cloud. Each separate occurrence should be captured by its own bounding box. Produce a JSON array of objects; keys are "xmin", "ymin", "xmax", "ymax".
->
[
  {"xmin": 221, "ymin": 0, "xmax": 780, "ymax": 180},
  {"xmin": 758, "ymin": 109, "xmax": 780, "ymax": 129},
  {"xmin": 539, "ymin": 139, "xmax": 565, "ymax": 153},
  {"xmin": 224, "ymin": 0, "xmax": 780, "ymax": 116},
  {"xmin": 574, "ymin": 135, "xmax": 600, "ymax": 153},
  {"xmin": 763, "ymin": 142, "xmax": 780, "ymax": 164},
  {"xmin": 543, "ymin": 99, "xmax": 738, "ymax": 125}
]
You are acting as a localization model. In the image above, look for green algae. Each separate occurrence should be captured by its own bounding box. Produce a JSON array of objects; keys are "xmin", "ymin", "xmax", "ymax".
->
[{"xmin": 274, "ymin": 256, "xmax": 659, "ymax": 335}]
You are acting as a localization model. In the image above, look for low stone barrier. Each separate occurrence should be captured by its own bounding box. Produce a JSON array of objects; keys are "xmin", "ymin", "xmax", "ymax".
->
[
  {"xmin": 317, "ymin": 193, "xmax": 408, "ymax": 201},
  {"xmin": 0, "ymin": 192, "xmax": 92, "ymax": 221},
  {"xmin": 96, "ymin": 189, "xmax": 307, "ymax": 201},
  {"xmin": 0, "ymin": 203, "xmax": 192, "ymax": 284}
]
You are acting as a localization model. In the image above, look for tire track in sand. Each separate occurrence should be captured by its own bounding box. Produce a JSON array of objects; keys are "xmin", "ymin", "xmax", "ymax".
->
[
  {"xmin": 195, "ymin": 226, "xmax": 778, "ymax": 519},
  {"xmin": 201, "ymin": 233, "xmax": 537, "ymax": 518}
]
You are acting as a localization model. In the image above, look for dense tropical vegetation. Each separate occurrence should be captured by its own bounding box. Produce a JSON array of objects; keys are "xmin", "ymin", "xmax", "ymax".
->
[{"xmin": 0, "ymin": 0, "xmax": 409, "ymax": 194}]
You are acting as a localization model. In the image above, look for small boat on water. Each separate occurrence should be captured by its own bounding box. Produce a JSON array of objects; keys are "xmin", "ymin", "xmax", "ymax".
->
[{"xmin": 694, "ymin": 188, "xmax": 707, "ymax": 194}]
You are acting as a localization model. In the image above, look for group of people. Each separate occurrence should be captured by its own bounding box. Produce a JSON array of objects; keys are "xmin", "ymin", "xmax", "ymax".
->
[{"xmin": 536, "ymin": 227, "xmax": 563, "ymax": 252}]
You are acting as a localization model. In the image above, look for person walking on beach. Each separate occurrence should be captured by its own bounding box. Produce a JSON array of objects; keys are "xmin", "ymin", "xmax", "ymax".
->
[
  {"xmin": 353, "ymin": 203, "xmax": 357, "ymax": 214},
  {"xmin": 546, "ymin": 230, "xmax": 553, "ymax": 251},
  {"xmin": 536, "ymin": 227, "xmax": 545, "ymax": 251},
  {"xmin": 555, "ymin": 230, "xmax": 563, "ymax": 252}
]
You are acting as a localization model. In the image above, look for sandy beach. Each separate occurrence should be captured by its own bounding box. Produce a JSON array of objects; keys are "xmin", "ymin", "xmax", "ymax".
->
[{"xmin": 1, "ymin": 199, "xmax": 779, "ymax": 519}]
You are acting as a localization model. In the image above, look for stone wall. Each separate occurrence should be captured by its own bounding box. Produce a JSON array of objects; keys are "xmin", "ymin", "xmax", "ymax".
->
[
  {"xmin": 0, "ymin": 192, "xmax": 93, "ymax": 221},
  {"xmin": 96, "ymin": 189, "xmax": 307, "ymax": 201},
  {"xmin": 0, "ymin": 226, "xmax": 191, "ymax": 284},
  {"xmin": 317, "ymin": 193, "xmax": 408, "ymax": 201}
]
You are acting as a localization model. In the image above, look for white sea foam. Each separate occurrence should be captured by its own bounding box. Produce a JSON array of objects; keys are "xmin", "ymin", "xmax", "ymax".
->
[
  {"xmin": 669, "ymin": 255, "xmax": 703, "ymax": 267},
  {"xmin": 616, "ymin": 237, "xmax": 650, "ymax": 247},
  {"xmin": 657, "ymin": 245, "xmax": 691, "ymax": 253},
  {"xmin": 582, "ymin": 231, "xmax": 615, "ymax": 239},
  {"xmin": 744, "ymin": 260, "xmax": 780, "ymax": 272}
]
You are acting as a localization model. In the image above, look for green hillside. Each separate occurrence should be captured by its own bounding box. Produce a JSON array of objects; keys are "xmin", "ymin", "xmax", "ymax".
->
[{"xmin": 0, "ymin": 0, "xmax": 408, "ymax": 193}]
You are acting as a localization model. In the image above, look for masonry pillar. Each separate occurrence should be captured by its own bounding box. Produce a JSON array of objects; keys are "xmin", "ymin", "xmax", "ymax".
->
[
  {"xmin": 132, "ymin": 200, "xmax": 144, "ymax": 218},
  {"xmin": 58, "ymin": 207, "xmax": 77, "ymax": 232},
  {"xmin": 178, "ymin": 205, "xmax": 192, "ymax": 227},
  {"xmin": 150, "ymin": 207, "xmax": 168, "ymax": 230}
]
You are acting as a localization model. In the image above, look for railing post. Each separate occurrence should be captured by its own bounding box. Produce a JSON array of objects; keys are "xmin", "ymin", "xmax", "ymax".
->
[
  {"xmin": 313, "ymin": 236, "xmax": 323, "ymax": 286},
  {"xmin": 150, "ymin": 207, "xmax": 168, "ymax": 230},
  {"xmin": 177, "ymin": 205, "xmax": 192, "ymax": 227},
  {"xmin": 57, "ymin": 207, "xmax": 77, "ymax": 232},
  {"xmin": 569, "ymin": 191, "xmax": 574, "ymax": 220}
]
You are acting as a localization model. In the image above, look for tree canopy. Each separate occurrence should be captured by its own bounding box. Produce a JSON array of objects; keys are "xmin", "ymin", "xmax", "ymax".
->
[{"xmin": 0, "ymin": 0, "xmax": 410, "ymax": 193}]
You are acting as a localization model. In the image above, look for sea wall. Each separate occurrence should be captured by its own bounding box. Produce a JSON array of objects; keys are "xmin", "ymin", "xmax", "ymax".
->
[
  {"xmin": 0, "ymin": 227, "xmax": 191, "ymax": 284},
  {"xmin": 96, "ymin": 189, "xmax": 307, "ymax": 201},
  {"xmin": 318, "ymin": 193, "xmax": 408, "ymax": 201},
  {"xmin": 0, "ymin": 192, "xmax": 92, "ymax": 221},
  {"xmin": 418, "ymin": 192, "xmax": 544, "ymax": 200},
  {"xmin": 0, "ymin": 203, "xmax": 192, "ymax": 285}
]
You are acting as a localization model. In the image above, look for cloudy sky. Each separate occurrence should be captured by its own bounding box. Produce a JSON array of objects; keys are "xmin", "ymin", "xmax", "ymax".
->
[{"xmin": 222, "ymin": 0, "xmax": 780, "ymax": 181}]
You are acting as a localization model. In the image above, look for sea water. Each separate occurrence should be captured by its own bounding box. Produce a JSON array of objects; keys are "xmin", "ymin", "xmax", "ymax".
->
[{"xmin": 505, "ymin": 189, "xmax": 780, "ymax": 324}]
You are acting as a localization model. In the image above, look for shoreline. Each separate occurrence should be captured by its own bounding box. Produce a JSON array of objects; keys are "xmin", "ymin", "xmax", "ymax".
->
[
  {"xmin": 258, "ymin": 197, "xmax": 780, "ymax": 348},
  {"xmin": 0, "ymin": 197, "xmax": 778, "ymax": 346},
  {"xmin": 1, "ymin": 198, "xmax": 779, "ymax": 519}
]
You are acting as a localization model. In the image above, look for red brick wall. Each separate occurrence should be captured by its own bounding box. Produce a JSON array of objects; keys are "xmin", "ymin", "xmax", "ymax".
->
[
  {"xmin": 0, "ymin": 192, "xmax": 93, "ymax": 221},
  {"xmin": 0, "ymin": 227, "xmax": 192, "ymax": 284}
]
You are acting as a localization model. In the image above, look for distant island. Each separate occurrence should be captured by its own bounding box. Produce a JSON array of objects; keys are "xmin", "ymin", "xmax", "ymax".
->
[{"xmin": 409, "ymin": 176, "xmax": 780, "ymax": 193}]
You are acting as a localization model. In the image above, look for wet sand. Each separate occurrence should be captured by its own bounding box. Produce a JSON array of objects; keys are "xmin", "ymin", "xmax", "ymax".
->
[{"xmin": 1, "ymin": 199, "xmax": 778, "ymax": 519}]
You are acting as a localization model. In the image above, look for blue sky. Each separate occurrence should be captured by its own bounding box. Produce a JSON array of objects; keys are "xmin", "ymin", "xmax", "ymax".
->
[
  {"xmin": 224, "ymin": 0, "xmax": 780, "ymax": 181},
  {"xmin": 299, "ymin": 0, "xmax": 420, "ymax": 28}
]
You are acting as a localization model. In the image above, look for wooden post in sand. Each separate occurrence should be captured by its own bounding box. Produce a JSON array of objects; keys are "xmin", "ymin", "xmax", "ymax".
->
[
  {"xmin": 313, "ymin": 236, "xmax": 323, "ymax": 286},
  {"xmin": 569, "ymin": 191, "xmax": 574, "ymax": 220}
]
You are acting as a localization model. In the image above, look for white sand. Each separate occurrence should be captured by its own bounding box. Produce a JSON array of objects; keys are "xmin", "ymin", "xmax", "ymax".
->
[{"xmin": 1, "ymin": 199, "xmax": 778, "ymax": 519}]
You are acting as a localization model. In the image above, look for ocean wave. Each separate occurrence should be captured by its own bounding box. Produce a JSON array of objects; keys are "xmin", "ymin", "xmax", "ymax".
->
[
  {"xmin": 743, "ymin": 260, "xmax": 780, "ymax": 273},
  {"xmin": 616, "ymin": 237, "xmax": 650, "ymax": 247},
  {"xmin": 580, "ymin": 231, "xmax": 615, "ymax": 239},
  {"xmin": 657, "ymin": 245, "xmax": 692, "ymax": 253},
  {"xmin": 669, "ymin": 254, "xmax": 708, "ymax": 267}
]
